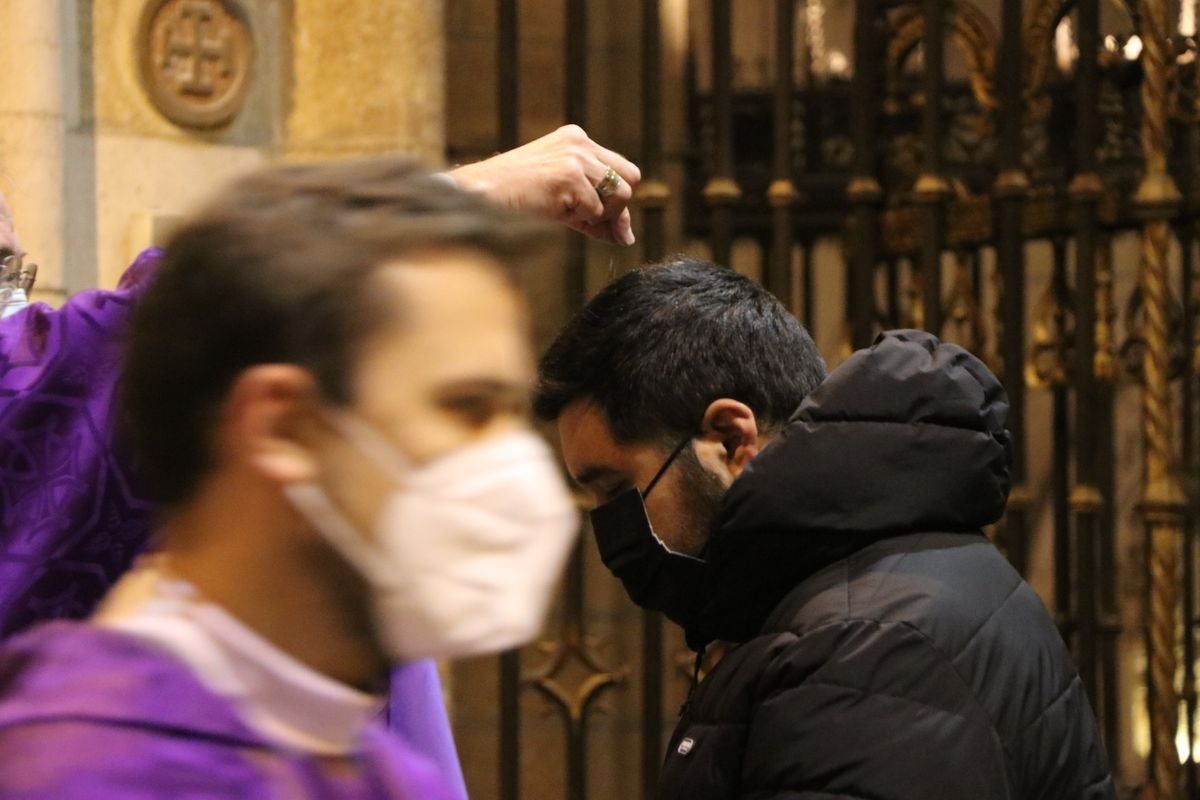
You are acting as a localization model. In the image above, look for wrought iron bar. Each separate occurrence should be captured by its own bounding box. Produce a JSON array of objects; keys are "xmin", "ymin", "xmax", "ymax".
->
[
  {"xmin": 995, "ymin": 0, "xmax": 1031, "ymax": 575},
  {"xmin": 525, "ymin": 538, "xmax": 622, "ymax": 800},
  {"xmin": 887, "ymin": 258, "xmax": 901, "ymax": 329},
  {"xmin": 914, "ymin": 0, "xmax": 949, "ymax": 335},
  {"xmin": 566, "ymin": 544, "xmax": 589, "ymax": 800},
  {"xmin": 565, "ymin": 0, "xmax": 587, "ymax": 142},
  {"xmin": 1050, "ymin": 237, "xmax": 1075, "ymax": 641},
  {"xmin": 640, "ymin": 611, "xmax": 664, "ymax": 800},
  {"xmin": 768, "ymin": 0, "xmax": 800, "ymax": 305},
  {"xmin": 499, "ymin": 0, "xmax": 519, "ymax": 152},
  {"xmin": 639, "ymin": 0, "xmax": 669, "ymax": 264},
  {"xmin": 639, "ymin": 2, "xmax": 668, "ymax": 797},
  {"xmin": 562, "ymin": 6, "xmax": 608, "ymax": 800},
  {"xmin": 1068, "ymin": 0, "xmax": 1103, "ymax": 732},
  {"xmin": 704, "ymin": 0, "xmax": 740, "ymax": 267},
  {"xmin": 497, "ymin": 4, "xmax": 522, "ymax": 798},
  {"xmin": 801, "ymin": 238, "xmax": 815, "ymax": 327},
  {"xmin": 1094, "ymin": 235, "xmax": 1121, "ymax": 772},
  {"xmin": 848, "ymin": 0, "xmax": 883, "ymax": 349},
  {"xmin": 564, "ymin": 0, "xmax": 588, "ymax": 309},
  {"xmin": 499, "ymin": 649, "xmax": 521, "ymax": 800}
]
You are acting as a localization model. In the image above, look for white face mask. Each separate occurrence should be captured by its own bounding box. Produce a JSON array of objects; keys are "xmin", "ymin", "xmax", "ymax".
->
[
  {"xmin": 0, "ymin": 287, "xmax": 28, "ymax": 318},
  {"xmin": 284, "ymin": 415, "xmax": 579, "ymax": 662}
]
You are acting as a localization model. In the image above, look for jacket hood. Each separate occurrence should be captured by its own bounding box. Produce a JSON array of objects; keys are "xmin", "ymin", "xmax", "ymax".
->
[{"xmin": 690, "ymin": 330, "xmax": 1011, "ymax": 646}]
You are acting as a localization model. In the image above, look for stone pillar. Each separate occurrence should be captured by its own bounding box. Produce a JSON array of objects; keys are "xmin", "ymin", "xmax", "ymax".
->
[
  {"xmin": 0, "ymin": 0, "xmax": 67, "ymax": 302},
  {"xmin": 286, "ymin": 0, "xmax": 445, "ymax": 163}
]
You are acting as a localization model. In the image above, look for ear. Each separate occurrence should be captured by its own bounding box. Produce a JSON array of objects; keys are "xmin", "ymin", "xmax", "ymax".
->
[
  {"xmin": 219, "ymin": 365, "xmax": 323, "ymax": 486},
  {"xmin": 697, "ymin": 398, "xmax": 761, "ymax": 479}
]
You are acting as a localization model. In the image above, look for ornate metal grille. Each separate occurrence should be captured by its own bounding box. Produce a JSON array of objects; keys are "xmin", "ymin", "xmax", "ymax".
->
[{"xmin": 453, "ymin": 2, "xmax": 1200, "ymax": 798}]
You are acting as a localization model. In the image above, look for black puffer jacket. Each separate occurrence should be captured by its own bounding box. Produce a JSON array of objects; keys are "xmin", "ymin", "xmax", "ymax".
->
[{"xmin": 662, "ymin": 331, "xmax": 1114, "ymax": 800}]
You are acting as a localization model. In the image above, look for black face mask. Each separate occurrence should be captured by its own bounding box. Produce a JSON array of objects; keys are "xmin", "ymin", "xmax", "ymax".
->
[{"xmin": 588, "ymin": 434, "xmax": 707, "ymax": 628}]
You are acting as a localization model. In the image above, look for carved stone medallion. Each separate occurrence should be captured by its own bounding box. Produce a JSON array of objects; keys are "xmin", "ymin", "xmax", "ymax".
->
[{"xmin": 138, "ymin": 0, "xmax": 254, "ymax": 129}]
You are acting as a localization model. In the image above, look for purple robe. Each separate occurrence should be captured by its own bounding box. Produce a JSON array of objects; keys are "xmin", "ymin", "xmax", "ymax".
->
[
  {"xmin": 0, "ymin": 622, "xmax": 455, "ymax": 799},
  {"xmin": 0, "ymin": 251, "xmax": 467, "ymax": 798},
  {"xmin": 0, "ymin": 249, "xmax": 159, "ymax": 635}
]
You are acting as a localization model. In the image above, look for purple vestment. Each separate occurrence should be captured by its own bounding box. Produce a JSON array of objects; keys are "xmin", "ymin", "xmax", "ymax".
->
[
  {"xmin": 0, "ymin": 249, "xmax": 159, "ymax": 636},
  {"xmin": 0, "ymin": 622, "xmax": 455, "ymax": 799},
  {"xmin": 0, "ymin": 252, "xmax": 467, "ymax": 798}
]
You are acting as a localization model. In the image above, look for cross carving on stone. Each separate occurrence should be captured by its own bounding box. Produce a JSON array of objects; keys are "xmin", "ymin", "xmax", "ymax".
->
[
  {"xmin": 161, "ymin": 0, "xmax": 233, "ymax": 97},
  {"xmin": 139, "ymin": 0, "xmax": 253, "ymax": 128}
]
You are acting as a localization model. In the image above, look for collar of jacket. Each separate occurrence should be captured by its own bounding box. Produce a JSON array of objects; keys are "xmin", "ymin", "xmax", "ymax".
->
[{"xmin": 685, "ymin": 330, "xmax": 1013, "ymax": 650}]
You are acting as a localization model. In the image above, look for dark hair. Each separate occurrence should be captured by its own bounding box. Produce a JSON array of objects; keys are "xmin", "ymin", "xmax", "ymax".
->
[
  {"xmin": 534, "ymin": 257, "xmax": 827, "ymax": 443},
  {"xmin": 123, "ymin": 157, "xmax": 550, "ymax": 507}
]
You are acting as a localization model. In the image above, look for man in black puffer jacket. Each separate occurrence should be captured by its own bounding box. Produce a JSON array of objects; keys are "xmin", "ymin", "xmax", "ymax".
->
[{"xmin": 536, "ymin": 258, "xmax": 1114, "ymax": 800}]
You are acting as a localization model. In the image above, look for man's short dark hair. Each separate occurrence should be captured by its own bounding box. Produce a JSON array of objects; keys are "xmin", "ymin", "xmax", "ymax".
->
[
  {"xmin": 124, "ymin": 157, "xmax": 550, "ymax": 508},
  {"xmin": 534, "ymin": 257, "xmax": 827, "ymax": 443}
]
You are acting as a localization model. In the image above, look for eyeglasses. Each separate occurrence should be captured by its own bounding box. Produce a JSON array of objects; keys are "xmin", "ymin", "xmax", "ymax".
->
[{"xmin": 0, "ymin": 253, "xmax": 37, "ymax": 293}]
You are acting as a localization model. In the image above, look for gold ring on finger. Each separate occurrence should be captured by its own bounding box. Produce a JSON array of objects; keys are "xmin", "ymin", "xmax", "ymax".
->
[{"xmin": 595, "ymin": 166, "xmax": 623, "ymax": 200}]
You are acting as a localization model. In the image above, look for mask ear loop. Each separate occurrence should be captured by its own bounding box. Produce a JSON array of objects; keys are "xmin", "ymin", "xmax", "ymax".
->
[
  {"xmin": 324, "ymin": 411, "xmax": 412, "ymax": 485},
  {"xmin": 643, "ymin": 429, "xmax": 700, "ymax": 499},
  {"xmin": 282, "ymin": 482, "xmax": 393, "ymax": 586}
]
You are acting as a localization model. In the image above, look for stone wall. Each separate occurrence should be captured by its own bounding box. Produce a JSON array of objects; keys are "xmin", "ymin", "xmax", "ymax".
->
[{"xmin": 0, "ymin": 0, "xmax": 446, "ymax": 298}]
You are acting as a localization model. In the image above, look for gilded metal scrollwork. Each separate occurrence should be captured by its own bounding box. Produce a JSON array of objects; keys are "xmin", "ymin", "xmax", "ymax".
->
[
  {"xmin": 1024, "ymin": 0, "xmax": 1073, "ymax": 120},
  {"xmin": 908, "ymin": 265, "xmax": 927, "ymax": 331},
  {"xmin": 1136, "ymin": 0, "xmax": 1189, "ymax": 791},
  {"xmin": 951, "ymin": 1, "xmax": 1000, "ymax": 111},
  {"xmin": 1094, "ymin": 239, "xmax": 1118, "ymax": 382},
  {"xmin": 886, "ymin": 0, "xmax": 999, "ymax": 111},
  {"xmin": 1025, "ymin": 268, "xmax": 1074, "ymax": 389},
  {"xmin": 1169, "ymin": 37, "xmax": 1200, "ymax": 125},
  {"xmin": 527, "ymin": 629, "xmax": 625, "ymax": 725},
  {"xmin": 945, "ymin": 96, "xmax": 996, "ymax": 168},
  {"xmin": 522, "ymin": 543, "xmax": 626, "ymax": 797},
  {"xmin": 987, "ymin": 258, "xmax": 1006, "ymax": 376},
  {"xmin": 1097, "ymin": 80, "xmax": 1135, "ymax": 164},
  {"xmin": 942, "ymin": 251, "xmax": 989, "ymax": 357},
  {"xmin": 1119, "ymin": 284, "xmax": 1189, "ymax": 382},
  {"xmin": 822, "ymin": 136, "xmax": 855, "ymax": 171},
  {"xmin": 885, "ymin": 134, "xmax": 924, "ymax": 185}
]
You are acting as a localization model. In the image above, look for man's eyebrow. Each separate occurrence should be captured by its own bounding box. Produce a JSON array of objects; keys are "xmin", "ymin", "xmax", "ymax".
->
[
  {"xmin": 574, "ymin": 465, "xmax": 619, "ymax": 487},
  {"xmin": 434, "ymin": 377, "xmax": 529, "ymax": 397}
]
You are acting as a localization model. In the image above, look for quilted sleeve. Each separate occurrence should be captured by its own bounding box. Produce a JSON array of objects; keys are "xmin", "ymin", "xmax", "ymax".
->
[{"xmin": 737, "ymin": 619, "xmax": 1016, "ymax": 800}]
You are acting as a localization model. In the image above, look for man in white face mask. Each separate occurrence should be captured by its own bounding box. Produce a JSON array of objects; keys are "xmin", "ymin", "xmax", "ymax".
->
[{"xmin": 0, "ymin": 158, "xmax": 583, "ymax": 799}]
